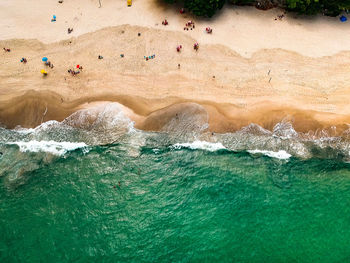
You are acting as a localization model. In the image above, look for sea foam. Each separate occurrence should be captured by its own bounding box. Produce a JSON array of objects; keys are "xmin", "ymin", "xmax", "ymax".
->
[
  {"xmin": 248, "ymin": 149, "xmax": 292, "ymax": 160},
  {"xmin": 7, "ymin": 140, "xmax": 88, "ymax": 156},
  {"xmin": 171, "ymin": 141, "xmax": 226, "ymax": 152}
]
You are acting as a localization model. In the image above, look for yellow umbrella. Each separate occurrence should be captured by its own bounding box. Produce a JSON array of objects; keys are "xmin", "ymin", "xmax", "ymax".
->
[{"xmin": 41, "ymin": 69, "xmax": 47, "ymax": 75}]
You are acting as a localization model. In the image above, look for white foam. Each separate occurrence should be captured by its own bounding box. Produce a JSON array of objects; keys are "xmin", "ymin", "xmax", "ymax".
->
[
  {"xmin": 272, "ymin": 121, "xmax": 298, "ymax": 139},
  {"xmin": 171, "ymin": 141, "xmax": 226, "ymax": 152},
  {"xmin": 7, "ymin": 140, "xmax": 88, "ymax": 156},
  {"xmin": 248, "ymin": 149, "xmax": 292, "ymax": 160},
  {"xmin": 13, "ymin": 120, "xmax": 61, "ymax": 134}
]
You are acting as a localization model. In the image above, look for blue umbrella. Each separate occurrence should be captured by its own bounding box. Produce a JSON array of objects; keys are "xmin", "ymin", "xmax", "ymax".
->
[
  {"xmin": 53, "ymin": 15, "xmax": 56, "ymax": 19},
  {"xmin": 42, "ymin": 57, "xmax": 48, "ymax": 62},
  {"xmin": 340, "ymin": 15, "xmax": 347, "ymax": 22}
]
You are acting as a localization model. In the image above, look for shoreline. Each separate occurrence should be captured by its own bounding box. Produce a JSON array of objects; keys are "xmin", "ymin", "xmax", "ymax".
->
[{"xmin": 1, "ymin": 89, "xmax": 350, "ymax": 135}]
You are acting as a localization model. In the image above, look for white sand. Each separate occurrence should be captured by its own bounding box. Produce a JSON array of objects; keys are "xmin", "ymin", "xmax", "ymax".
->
[{"xmin": 1, "ymin": 0, "xmax": 350, "ymax": 57}]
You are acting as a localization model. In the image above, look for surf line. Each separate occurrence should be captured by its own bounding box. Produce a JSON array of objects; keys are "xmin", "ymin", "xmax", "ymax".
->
[{"xmin": 41, "ymin": 104, "xmax": 48, "ymax": 124}]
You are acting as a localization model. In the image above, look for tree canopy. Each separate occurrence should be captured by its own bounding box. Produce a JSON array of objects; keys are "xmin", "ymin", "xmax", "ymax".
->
[
  {"xmin": 164, "ymin": 0, "xmax": 226, "ymax": 17},
  {"xmin": 284, "ymin": 0, "xmax": 350, "ymax": 16},
  {"xmin": 164, "ymin": 0, "xmax": 350, "ymax": 17}
]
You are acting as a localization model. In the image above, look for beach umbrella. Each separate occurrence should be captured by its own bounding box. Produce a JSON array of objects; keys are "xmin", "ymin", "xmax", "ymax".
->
[
  {"xmin": 41, "ymin": 69, "xmax": 47, "ymax": 74},
  {"xmin": 76, "ymin": 64, "xmax": 80, "ymax": 69},
  {"xmin": 53, "ymin": 15, "xmax": 56, "ymax": 19},
  {"xmin": 340, "ymin": 15, "xmax": 347, "ymax": 22},
  {"xmin": 42, "ymin": 57, "xmax": 48, "ymax": 62}
]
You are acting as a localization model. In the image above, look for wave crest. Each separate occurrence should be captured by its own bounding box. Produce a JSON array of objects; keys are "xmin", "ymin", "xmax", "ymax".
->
[
  {"xmin": 7, "ymin": 140, "xmax": 88, "ymax": 156},
  {"xmin": 171, "ymin": 141, "xmax": 226, "ymax": 152}
]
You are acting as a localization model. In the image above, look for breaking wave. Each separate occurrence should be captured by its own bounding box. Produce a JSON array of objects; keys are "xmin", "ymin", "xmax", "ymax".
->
[
  {"xmin": 2, "ymin": 102, "xmax": 350, "ymax": 178},
  {"xmin": 248, "ymin": 150, "xmax": 292, "ymax": 160},
  {"xmin": 6, "ymin": 141, "xmax": 88, "ymax": 156},
  {"xmin": 171, "ymin": 141, "xmax": 227, "ymax": 152}
]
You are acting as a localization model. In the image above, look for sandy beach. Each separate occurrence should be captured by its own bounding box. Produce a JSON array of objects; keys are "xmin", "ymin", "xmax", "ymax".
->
[{"xmin": 1, "ymin": 0, "xmax": 350, "ymax": 133}]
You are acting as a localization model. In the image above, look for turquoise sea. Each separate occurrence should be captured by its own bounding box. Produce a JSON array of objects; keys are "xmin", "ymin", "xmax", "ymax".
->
[{"xmin": 1, "ymin": 103, "xmax": 350, "ymax": 262}]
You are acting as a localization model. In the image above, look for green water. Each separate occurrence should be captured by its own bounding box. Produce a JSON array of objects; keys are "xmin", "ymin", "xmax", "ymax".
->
[{"xmin": 1, "ymin": 145, "xmax": 350, "ymax": 262}]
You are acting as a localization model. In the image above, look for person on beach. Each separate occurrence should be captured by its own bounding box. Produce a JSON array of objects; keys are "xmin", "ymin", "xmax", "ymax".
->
[
  {"xmin": 67, "ymin": 28, "xmax": 73, "ymax": 34},
  {"xmin": 3, "ymin": 48, "xmax": 10, "ymax": 52},
  {"xmin": 20, "ymin": 58, "xmax": 27, "ymax": 63},
  {"xmin": 194, "ymin": 42, "xmax": 199, "ymax": 51},
  {"xmin": 68, "ymin": 69, "xmax": 79, "ymax": 76},
  {"xmin": 98, "ymin": 55, "xmax": 103, "ymax": 59},
  {"xmin": 45, "ymin": 61, "xmax": 54, "ymax": 68},
  {"xmin": 275, "ymin": 14, "xmax": 285, "ymax": 20}
]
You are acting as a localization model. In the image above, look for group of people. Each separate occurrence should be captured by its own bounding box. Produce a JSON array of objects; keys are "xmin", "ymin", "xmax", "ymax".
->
[
  {"xmin": 67, "ymin": 65, "xmax": 83, "ymax": 76},
  {"xmin": 176, "ymin": 43, "xmax": 199, "ymax": 52},
  {"xmin": 20, "ymin": 57, "xmax": 27, "ymax": 63},
  {"xmin": 275, "ymin": 13, "xmax": 286, "ymax": 20},
  {"xmin": 3, "ymin": 47, "xmax": 10, "ymax": 52},
  {"xmin": 45, "ymin": 60, "xmax": 54, "ymax": 69},
  {"xmin": 206, "ymin": 27, "xmax": 213, "ymax": 34},
  {"xmin": 68, "ymin": 68, "xmax": 80, "ymax": 76},
  {"xmin": 184, "ymin": 20, "xmax": 195, "ymax": 31},
  {"xmin": 67, "ymin": 28, "xmax": 73, "ymax": 34},
  {"xmin": 162, "ymin": 19, "xmax": 168, "ymax": 26},
  {"xmin": 145, "ymin": 54, "xmax": 155, "ymax": 61}
]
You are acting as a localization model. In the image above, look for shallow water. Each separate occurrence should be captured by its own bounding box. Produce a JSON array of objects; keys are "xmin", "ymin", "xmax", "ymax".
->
[
  {"xmin": 2, "ymin": 103, "xmax": 350, "ymax": 262},
  {"xmin": 2, "ymin": 145, "xmax": 350, "ymax": 262}
]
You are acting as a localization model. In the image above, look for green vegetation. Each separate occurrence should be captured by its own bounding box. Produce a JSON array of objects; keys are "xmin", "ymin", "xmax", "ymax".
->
[
  {"xmin": 164, "ymin": 0, "xmax": 226, "ymax": 17},
  {"xmin": 185, "ymin": 0, "xmax": 226, "ymax": 17},
  {"xmin": 284, "ymin": 0, "xmax": 350, "ymax": 16},
  {"xmin": 164, "ymin": 0, "xmax": 350, "ymax": 17}
]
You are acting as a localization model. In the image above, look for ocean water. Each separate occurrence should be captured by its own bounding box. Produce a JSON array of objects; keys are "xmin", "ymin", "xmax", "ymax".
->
[{"xmin": 2, "ymin": 103, "xmax": 350, "ymax": 262}]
